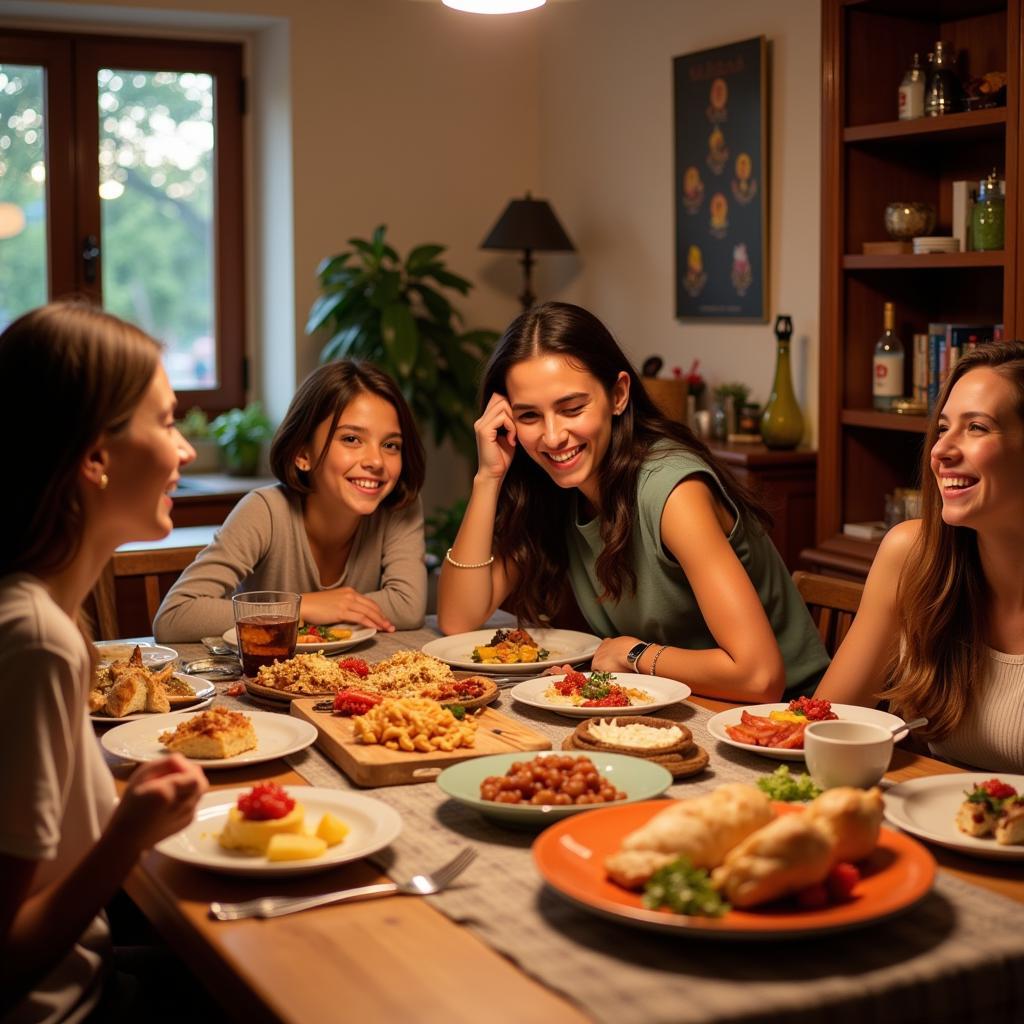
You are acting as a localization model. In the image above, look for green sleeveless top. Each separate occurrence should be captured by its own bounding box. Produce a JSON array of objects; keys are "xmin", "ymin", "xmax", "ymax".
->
[{"xmin": 565, "ymin": 447, "xmax": 829, "ymax": 697}]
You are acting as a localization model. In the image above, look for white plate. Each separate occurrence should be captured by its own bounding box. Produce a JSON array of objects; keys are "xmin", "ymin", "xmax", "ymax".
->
[
  {"xmin": 509, "ymin": 672, "xmax": 691, "ymax": 718},
  {"xmin": 884, "ymin": 773, "xmax": 1024, "ymax": 861},
  {"xmin": 222, "ymin": 624, "xmax": 376, "ymax": 655},
  {"xmin": 100, "ymin": 709, "xmax": 317, "ymax": 768},
  {"xmin": 421, "ymin": 628, "xmax": 601, "ymax": 674},
  {"xmin": 155, "ymin": 786, "xmax": 403, "ymax": 877},
  {"xmin": 89, "ymin": 672, "xmax": 216, "ymax": 724},
  {"xmin": 93, "ymin": 641, "xmax": 178, "ymax": 668},
  {"xmin": 706, "ymin": 703, "xmax": 906, "ymax": 762}
]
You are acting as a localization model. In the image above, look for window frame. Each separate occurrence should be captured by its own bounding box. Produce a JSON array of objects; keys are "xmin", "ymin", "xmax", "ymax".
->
[{"xmin": 0, "ymin": 28, "xmax": 246, "ymax": 413}]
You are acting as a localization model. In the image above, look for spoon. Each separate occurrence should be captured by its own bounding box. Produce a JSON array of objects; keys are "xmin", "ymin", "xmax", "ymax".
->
[
  {"xmin": 201, "ymin": 636, "xmax": 234, "ymax": 656},
  {"xmin": 892, "ymin": 716, "xmax": 928, "ymax": 739}
]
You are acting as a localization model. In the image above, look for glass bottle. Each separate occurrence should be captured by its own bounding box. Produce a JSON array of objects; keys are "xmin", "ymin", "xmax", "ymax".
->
[
  {"xmin": 760, "ymin": 315, "xmax": 804, "ymax": 449},
  {"xmin": 873, "ymin": 302, "xmax": 905, "ymax": 410},
  {"xmin": 898, "ymin": 53, "xmax": 925, "ymax": 120},
  {"xmin": 971, "ymin": 168, "xmax": 1005, "ymax": 251},
  {"xmin": 924, "ymin": 41, "xmax": 962, "ymax": 116}
]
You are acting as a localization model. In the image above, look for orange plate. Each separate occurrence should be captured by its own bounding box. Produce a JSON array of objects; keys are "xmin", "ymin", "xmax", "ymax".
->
[{"xmin": 533, "ymin": 800, "xmax": 936, "ymax": 940}]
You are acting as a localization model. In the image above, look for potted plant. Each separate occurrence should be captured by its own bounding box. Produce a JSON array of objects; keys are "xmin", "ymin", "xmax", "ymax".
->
[
  {"xmin": 306, "ymin": 225, "xmax": 499, "ymax": 461},
  {"xmin": 177, "ymin": 407, "xmax": 220, "ymax": 473},
  {"xmin": 211, "ymin": 402, "xmax": 273, "ymax": 476}
]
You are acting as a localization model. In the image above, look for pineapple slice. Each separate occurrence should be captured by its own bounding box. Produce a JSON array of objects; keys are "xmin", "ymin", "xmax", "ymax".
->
[
  {"xmin": 316, "ymin": 812, "xmax": 350, "ymax": 847},
  {"xmin": 266, "ymin": 833, "xmax": 328, "ymax": 861}
]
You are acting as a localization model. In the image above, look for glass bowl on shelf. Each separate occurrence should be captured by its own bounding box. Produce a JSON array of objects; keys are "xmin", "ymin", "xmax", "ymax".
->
[{"xmin": 884, "ymin": 202, "xmax": 936, "ymax": 240}]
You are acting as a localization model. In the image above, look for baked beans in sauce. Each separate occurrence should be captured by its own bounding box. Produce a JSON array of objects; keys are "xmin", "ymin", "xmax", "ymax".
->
[{"xmin": 480, "ymin": 754, "xmax": 628, "ymax": 805}]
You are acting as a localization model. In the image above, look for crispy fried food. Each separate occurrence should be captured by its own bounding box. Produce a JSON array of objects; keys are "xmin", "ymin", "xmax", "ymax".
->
[
  {"xmin": 91, "ymin": 646, "xmax": 178, "ymax": 717},
  {"xmin": 352, "ymin": 698, "xmax": 477, "ymax": 753}
]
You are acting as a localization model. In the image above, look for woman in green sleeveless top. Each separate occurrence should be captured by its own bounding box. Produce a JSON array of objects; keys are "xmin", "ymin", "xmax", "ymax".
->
[{"xmin": 437, "ymin": 302, "xmax": 828, "ymax": 702}]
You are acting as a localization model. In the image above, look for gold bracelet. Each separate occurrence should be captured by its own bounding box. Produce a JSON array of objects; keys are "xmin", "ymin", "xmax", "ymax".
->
[
  {"xmin": 445, "ymin": 547, "xmax": 495, "ymax": 570},
  {"xmin": 649, "ymin": 645, "xmax": 668, "ymax": 676}
]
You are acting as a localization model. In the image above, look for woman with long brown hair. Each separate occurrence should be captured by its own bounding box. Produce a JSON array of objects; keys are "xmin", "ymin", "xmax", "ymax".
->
[
  {"xmin": 0, "ymin": 302, "xmax": 207, "ymax": 1020},
  {"xmin": 816, "ymin": 341, "xmax": 1024, "ymax": 771},
  {"xmin": 437, "ymin": 302, "xmax": 828, "ymax": 702}
]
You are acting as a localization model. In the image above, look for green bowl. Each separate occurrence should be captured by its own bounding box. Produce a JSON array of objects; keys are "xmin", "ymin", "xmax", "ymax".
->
[{"xmin": 436, "ymin": 752, "xmax": 673, "ymax": 829}]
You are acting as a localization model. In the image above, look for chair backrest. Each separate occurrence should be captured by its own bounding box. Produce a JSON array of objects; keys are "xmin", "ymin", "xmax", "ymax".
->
[
  {"xmin": 89, "ymin": 546, "xmax": 204, "ymax": 640},
  {"xmin": 792, "ymin": 570, "xmax": 864, "ymax": 657}
]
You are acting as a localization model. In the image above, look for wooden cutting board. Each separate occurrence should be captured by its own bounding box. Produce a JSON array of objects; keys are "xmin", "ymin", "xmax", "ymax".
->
[{"xmin": 290, "ymin": 698, "xmax": 552, "ymax": 787}]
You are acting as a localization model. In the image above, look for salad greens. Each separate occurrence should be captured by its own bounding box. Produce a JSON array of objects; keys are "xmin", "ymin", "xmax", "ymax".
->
[
  {"xmin": 643, "ymin": 857, "xmax": 729, "ymax": 917},
  {"xmin": 756, "ymin": 765, "xmax": 822, "ymax": 802}
]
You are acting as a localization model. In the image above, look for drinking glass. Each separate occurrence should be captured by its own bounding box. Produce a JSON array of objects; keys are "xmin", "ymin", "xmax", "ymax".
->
[{"xmin": 232, "ymin": 591, "xmax": 301, "ymax": 677}]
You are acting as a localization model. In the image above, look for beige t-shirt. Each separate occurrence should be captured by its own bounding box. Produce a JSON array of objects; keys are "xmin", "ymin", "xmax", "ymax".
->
[
  {"xmin": 0, "ymin": 574, "xmax": 117, "ymax": 1023},
  {"xmin": 154, "ymin": 484, "xmax": 427, "ymax": 641}
]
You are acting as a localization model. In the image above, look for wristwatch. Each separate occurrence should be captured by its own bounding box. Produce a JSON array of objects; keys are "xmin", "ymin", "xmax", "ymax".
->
[{"xmin": 625, "ymin": 641, "xmax": 652, "ymax": 670}]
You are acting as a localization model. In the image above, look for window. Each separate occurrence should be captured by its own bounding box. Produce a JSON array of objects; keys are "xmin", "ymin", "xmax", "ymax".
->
[{"xmin": 0, "ymin": 30, "xmax": 245, "ymax": 412}]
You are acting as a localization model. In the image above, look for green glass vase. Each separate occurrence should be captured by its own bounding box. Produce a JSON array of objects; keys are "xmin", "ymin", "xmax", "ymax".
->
[{"xmin": 760, "ymin": 314, "xmax": 804, "ymax": 449}]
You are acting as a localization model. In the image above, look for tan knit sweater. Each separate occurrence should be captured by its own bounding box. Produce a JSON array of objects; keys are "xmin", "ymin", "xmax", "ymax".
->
[
  {"xmin": 929, "ymin": 647, "xmax": 1024, "ymax": 773},
  {"xmin": 154, "ymin": 485, "xmax": 426, "ymax": 641}
]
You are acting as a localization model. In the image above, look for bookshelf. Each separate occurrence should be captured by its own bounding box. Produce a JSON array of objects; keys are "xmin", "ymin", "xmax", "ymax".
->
[{"xmin": 807, "ymin": 0, "xmax": 1020, "ymax": 579}]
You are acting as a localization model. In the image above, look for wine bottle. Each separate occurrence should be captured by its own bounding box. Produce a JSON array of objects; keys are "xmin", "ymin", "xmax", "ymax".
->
[{"xmin": 873, "ymin": 302, "xmax": 905, "ymax": 410}]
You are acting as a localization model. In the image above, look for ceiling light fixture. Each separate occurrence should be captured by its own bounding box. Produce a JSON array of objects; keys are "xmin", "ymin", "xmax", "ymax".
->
[{"xmin": 442, "ymin": 0, "xmax": 546, "ymax": 13}]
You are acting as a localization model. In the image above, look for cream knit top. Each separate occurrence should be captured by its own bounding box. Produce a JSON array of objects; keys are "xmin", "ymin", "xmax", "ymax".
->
[{"xmin": 929, "ymin": 647, "xmax": 1024, "ymax": 773}]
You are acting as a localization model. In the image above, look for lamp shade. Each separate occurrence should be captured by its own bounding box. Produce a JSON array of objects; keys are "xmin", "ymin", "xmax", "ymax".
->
[{"xmin": 481, "ymin": 196, "xmax": 574, "ymax": 253}]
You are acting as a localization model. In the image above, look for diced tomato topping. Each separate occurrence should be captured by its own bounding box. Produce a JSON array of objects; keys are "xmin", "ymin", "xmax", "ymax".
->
[
  {"xmin": 980, "ymin": 779, "xmax": 1018, "ymax": 800},
  {"xmin": 787, "ymin": 696, "xmax": 838, "ymax": 721},
  {"xmin": 333, "ymin": 688, "xmax": 384, "ymax": 716},
  {"xmin": 581, "ymin": 686, "xmax": 631, "ymax": 708},
  {"xmin": 826, "ymin": 862, "xmax": 861, "ymax": 902},
  {"xmin": 337, "ymin": 657, "xmax": 370, "ymax": 678},
  {"xmin": 237, "ymin": 783, "xmax": 295, "ymax": 821}
]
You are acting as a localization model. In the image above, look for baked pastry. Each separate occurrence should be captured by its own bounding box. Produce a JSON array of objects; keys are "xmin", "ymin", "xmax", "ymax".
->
[
  {"xmin": 806, "ymin": 786, "xmax": 884, "ymax": 862},
  {"xmin": 605, "ymin": 783, "xmax": 773, "ymax": 888},
  {"xmin": 956, "ymin": 800, "xmax": 996, "ymax": 837},
  {"xmin": 711, "ymin": 814, "xmax": 834, "ymax": 908},
  {"xmin": 159, "ymin": 706, "xmax": 257, "ymax": 759},
  {"xmin": 105, "ymin": 674, "xmax": 147, "ymax": 717},
  {"xmin": 145, "ymin": 677, "xmax": 170, "ymax": 714},
  {"xmin": 995, "ymin": 802, "xmax": 1024, "ymax": 845}
]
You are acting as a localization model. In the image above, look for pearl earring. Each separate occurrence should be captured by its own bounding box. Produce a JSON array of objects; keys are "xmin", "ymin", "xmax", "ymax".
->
[{"xmin": 99, "ymin": 473, "xmax": 109, "ymax": 490}]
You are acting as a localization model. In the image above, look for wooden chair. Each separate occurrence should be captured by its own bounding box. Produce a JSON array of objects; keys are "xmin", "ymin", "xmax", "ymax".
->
[
  {"xmin": 89, "ymin": 545, "xmax": 205, "ymax": 640},
  {"xmin": 792, "ymin": 570, "xmax": 864, "ymax": 657}
]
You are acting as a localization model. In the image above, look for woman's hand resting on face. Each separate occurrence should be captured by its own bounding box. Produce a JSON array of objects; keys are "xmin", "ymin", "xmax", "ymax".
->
[
  {"xmin": 474, "ymin": 393, "xmax": 517, "ymax": 484},
  {"xmin": 301, "ymin": 588, "xmax": 394, "ymax": 632}
]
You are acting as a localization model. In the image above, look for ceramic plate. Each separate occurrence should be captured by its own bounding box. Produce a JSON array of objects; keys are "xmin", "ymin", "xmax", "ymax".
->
[
  {"xmin": 155, "ymin": 786, "xmax": 402, "ymax": 877},
  {"xmin": 420, "ymin": 628, "xmax": 601, "ymax": 675},
  {"xmin": 222, "ymin": 624, "xmax": 377, "ymax": 655},
  {"xmin": 533, "ymin": 801, "xmax": 935, "ymax": 939},
  {"xmin": 509, "ymin": 673, "xmax": 691, "ymax": 718},
  {"xmin": 706, "ymin": 704, "xmax": 906, "ymax": 762},
  {"xmin": 93, "ymin": 640, "xmax": 178, "ymax": 668},
  {"xmin": 100, "ymin": 709, "xmax": 317, "ymax": 768},
  {"xmin": 437, "ymin": 752, "xmax": 672, "ymax": 828},
  {"xmin": 884, "ymin": 773, "xmax": 1024, "ymax": 861},
  {"xmin": 89, "ymin": 672, "xmax": 216, "ymax": 724}
]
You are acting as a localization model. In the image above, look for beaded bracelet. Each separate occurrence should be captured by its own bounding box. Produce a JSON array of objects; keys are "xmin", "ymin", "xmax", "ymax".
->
[
  {"xmin": 649, "ymin": 644, "xmax": 668, "ymax": 676},
  {"xmin": 445, "ymin": 547, "xmax": 495, "ymax": 569}
]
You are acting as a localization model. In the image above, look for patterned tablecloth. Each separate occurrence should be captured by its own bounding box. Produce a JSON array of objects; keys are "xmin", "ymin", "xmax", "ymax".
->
[{"xmin": 154, "ymin": 626, "xmax": 1024, "ymax": 1024}]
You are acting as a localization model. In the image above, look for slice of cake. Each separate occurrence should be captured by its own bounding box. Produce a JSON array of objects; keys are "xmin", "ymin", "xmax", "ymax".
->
[{"xmin": 160, "ymin": 706, "xmax": 257, "ymax": 759}]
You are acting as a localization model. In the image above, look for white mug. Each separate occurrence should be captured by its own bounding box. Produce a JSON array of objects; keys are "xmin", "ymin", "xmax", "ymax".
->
[{"xmin": 803, "ymin": 720, "xmax": 894, "ymax": 789}]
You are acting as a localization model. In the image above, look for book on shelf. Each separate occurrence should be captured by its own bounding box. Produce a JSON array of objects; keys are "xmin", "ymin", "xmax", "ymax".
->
[
  {"xmin": 951, "ymin": 180, "xmax": 974, "ymax": 253},
  {"xmin": 925, "ymin": 322, "xmax": 999, "ymax": 409},
  {"xmin": 842, "ymin": 521, "xmax": 888, "ymax": 541}
]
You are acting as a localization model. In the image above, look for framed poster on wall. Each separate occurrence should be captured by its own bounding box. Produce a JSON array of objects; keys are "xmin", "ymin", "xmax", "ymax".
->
[{"xmin": 673, "ymin": 36, "xmax": 767, "ymax": 322}]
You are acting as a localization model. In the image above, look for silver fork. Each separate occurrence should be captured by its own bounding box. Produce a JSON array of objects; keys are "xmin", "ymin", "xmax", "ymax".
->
[{"xmin": 208, "ymin": 846, "xmax": 476, "ymax": 921}]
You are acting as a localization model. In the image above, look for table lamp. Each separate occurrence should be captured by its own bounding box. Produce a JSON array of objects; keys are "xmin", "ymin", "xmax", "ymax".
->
[{"xmin": 481, "ymin": 193, "xmax": 574, "ymax": 309}]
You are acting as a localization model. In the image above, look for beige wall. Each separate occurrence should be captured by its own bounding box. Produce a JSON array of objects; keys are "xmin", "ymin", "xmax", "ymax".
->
[
  {"xmin": 3, "ymin": 0, "xmax": 822, "ymax": 459},
  {"xmin": 535, "ymin": 0, "xmax": 821, "ymax": 440}
]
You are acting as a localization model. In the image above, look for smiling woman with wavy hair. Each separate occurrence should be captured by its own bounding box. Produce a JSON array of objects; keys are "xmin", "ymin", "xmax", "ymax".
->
[
  {"xmin": 437, "ymin": 302, "xmax": 829, "ymax": 703},
  {"xmin": 817, "ymin": 340, "xmax": 1024, "ymax": 771}
]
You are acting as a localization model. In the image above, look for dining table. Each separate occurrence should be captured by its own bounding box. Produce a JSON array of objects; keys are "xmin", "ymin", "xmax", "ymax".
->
[{"xmin": 101, "ymin": 623, "xmax": 1024, "ymax": 1024}]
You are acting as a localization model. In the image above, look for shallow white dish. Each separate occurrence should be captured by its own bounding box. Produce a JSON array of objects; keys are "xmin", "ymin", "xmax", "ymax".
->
[
  {"xmin": 222, "ymin": 624, "xmax": 376, "ymax": 655},
  {"xmin": 155, "ymin": 786, "xmax": 403, "ymax": 876},
  {"xmin": 509, "ymin": 672, "xmax": 691, "ymax": 718},
  {"xmin": 883, "ymin": 773, "xmax": 1024, "ymax": 861},
  {"xmin": 93, "ymin": 640, "xmax": 178, "ymax": 668},
  {"xmin": 421, "ymin": 628, "xmax": 601, "ymax": 675},
  {"xmin": 100, "ymin": 709, "xmax": 317, "ymax": 768},
  {"xmin": 90, "ymin": 672, "xmax": 216, "ymax": 725},
  {"xmin": 706, "ymin": 703, "xmax": 906, "ymax": 762}
]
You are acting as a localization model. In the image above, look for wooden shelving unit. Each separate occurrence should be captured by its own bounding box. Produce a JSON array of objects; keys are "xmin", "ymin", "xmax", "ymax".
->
[{"xmin": 807, "ymin": 0, "xmax": 1020, "ymax": 579}]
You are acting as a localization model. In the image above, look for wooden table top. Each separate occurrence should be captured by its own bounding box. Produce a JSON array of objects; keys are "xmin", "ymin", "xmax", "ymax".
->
[{"xmin": 116, "ymin": 670, "xmax": 1024, "ymax": 1024}]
